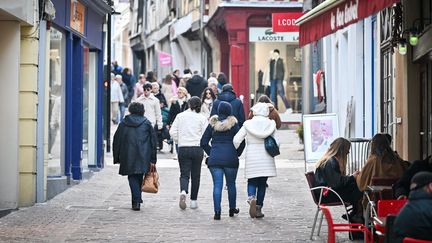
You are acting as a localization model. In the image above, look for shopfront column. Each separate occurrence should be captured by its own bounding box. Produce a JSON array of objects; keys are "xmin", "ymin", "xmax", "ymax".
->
[{"xmin": 65, "ymin": 33, "xmax": 84, "ymax": 180}]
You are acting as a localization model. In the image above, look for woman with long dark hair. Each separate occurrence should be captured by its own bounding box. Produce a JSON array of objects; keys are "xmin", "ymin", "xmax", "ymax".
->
[{"xmin": 200, "ymin": 87, "xmax": 216, "ymax": 118}]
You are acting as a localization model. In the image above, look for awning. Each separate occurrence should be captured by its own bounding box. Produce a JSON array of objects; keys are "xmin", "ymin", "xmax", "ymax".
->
[{"xmin": 296, "ymin": 0, "xmax": 400, "ymax": 47}]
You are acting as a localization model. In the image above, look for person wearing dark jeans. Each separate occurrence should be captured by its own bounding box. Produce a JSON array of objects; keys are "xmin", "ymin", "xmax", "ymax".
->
[
  {"xmin": 233, "ymin": 102, "xmax": 278, "ymax": 219},
  {"xmin": 113, "ymin": 102, "xmax": 157, "ymax": 211},
  {"xmin": 169, "ymin": 97, "xmax": 208, "ymax": 210},
  {"xmin": 128, "ymin": 174, "xmax": 144, "ymax": 204},
  {"xmin": 247, "ymin": 177, "xmax": 268, "ymax": 213}
]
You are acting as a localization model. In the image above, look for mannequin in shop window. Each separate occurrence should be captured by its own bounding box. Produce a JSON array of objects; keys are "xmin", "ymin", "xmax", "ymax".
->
[{"xmin": 269, "ymin": 49, "xmax": 292, "ymax": 114}]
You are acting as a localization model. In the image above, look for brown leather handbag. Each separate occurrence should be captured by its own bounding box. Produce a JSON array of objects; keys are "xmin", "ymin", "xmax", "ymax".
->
[{"xmin": 141, "ymin": 164, "xmax": 159, "ymax": 193}]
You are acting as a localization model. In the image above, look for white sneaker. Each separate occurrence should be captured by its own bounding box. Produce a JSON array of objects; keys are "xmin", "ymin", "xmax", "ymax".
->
[
  {"xmin": 285, "ymin": 108, "xmax": 293, "ymax": 114},
  {"xmin": 190, "ymin": 200, "xmax": 198, "ymax": 209},
  {"xmin": 179, "ymin": 191, "xmax": 187, "ymax": 210}
]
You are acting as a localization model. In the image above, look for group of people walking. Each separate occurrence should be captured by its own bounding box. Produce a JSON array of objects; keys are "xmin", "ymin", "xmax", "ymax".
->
[{"xmin": 112, "ymin": 66, "xmax": 282, "ymax": 219}]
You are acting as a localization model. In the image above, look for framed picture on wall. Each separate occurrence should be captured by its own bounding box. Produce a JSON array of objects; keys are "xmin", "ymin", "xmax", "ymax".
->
[{"xmin": 303, "ymin": 113, "xmax": 339, "ymax": 163}]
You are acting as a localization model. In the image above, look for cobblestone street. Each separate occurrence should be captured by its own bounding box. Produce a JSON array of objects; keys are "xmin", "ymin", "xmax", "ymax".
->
[{"xmin": 0, "ymin": 129, "xmax": 357, "ymax": 242}]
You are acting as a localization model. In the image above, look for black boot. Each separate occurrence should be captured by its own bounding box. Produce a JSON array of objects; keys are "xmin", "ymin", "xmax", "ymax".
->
[
  {"xmin": 132, "ymin": 202, "xmax": 140, "ymax": 211},
  {"xmin": 214, "ymin": 212, "xmax": 221, "ymax": 220},
  {"xmin": 229, "ymin": 208, "xmax": 239, "ymax": 217}
]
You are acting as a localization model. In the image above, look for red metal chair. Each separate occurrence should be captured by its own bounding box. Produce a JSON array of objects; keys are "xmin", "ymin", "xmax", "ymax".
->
[
  {"xmin": 305, "ymin": 171, "xmax": 352, "ymax": 240},
  {"xmin": 320, "ymin": 205, "xmax": 373, "ymax": 243},
  {"xmin": 373, "ymin": 199, "xmax": 407, "ymax": 240},
  {"xmin": 403, "ymin": 238, "xmax": 432, "ymax": 243}
]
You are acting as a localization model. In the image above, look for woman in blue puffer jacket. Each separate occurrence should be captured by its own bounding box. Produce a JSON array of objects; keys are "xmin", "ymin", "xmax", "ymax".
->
[{"xmin": 201, "ymin": 101, "xmax": 244, "ymax": 220}]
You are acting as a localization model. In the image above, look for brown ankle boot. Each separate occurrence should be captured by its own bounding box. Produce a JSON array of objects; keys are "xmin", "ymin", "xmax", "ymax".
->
[{"xmin": 256, "ymin": 205, "xmax": 264, "ymax": 218}]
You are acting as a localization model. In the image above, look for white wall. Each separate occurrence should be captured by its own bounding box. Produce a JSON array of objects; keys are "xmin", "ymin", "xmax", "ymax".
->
[
  {"xmin": 0, "ymin": 21, "xmax": 20, "ymax": 209},
  {"xmin": 325, "ymin": 21, "xmax": 372, "ymax": 139}
]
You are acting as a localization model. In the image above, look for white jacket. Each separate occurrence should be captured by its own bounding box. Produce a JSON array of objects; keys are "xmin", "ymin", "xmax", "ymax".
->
[
  {"xmin": 111, "ymin": 80, "xmax": 124, "ymax": 103},
  {"xmin": 233, "ymin": 115, "xmax": 277, "ymax": 179},
  {"xmin": 169, "ymin": 109, "xmax": 208, "ymax": 147},
  {"xmin": 135, "ymin": 94, "xmax": 162, "ymax": 129}
]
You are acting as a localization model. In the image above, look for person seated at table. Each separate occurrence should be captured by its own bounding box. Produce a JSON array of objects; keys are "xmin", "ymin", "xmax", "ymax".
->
[
  {"xmin": 313, "ymin": 137, "xmax": 363, "ymax": 221},
  {"xmin": 356, "ymin": 133, "xmax": 410, "ymax": 192},
  {"xmin": 393, "ymin": 171, "xmax": 432, "ymax": 242},
  {"xmin": 393, "ymin": 156, "xmax": 432, "ymax": 199}
]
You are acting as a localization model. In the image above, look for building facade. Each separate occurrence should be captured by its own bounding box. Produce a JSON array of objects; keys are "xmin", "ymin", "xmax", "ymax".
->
[
  {"xmin": 0, "ymin": 0, "xmax": 110, "ymax": 211},
  {"xmin": 297, "ymin": 0, "xmax": 432, "ymax": 161}
]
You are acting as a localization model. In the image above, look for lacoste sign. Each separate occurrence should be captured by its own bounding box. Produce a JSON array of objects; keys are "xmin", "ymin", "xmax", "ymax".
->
[{"xmin": 249, "ymin": 27, "xmax": 299, "ymax": 43}]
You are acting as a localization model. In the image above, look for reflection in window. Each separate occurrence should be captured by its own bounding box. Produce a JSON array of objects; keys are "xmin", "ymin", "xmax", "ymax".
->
[{"xmin": 48, "ymin": 28, "xmax": 64, "ymax": 176}]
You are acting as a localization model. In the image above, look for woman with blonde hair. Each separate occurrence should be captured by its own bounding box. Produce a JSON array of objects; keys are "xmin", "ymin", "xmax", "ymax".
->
[{"xmin": 313, "ymin": 137, "xmax": 363, "ymax": 221}]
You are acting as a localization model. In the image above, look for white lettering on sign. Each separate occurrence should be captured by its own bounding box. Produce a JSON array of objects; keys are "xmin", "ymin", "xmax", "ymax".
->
[
  {"xmin": 249, "ymin": 27, "xmax": 299, "ymax": 42},
  {"xmin": 330, "ymin": 0, "xmax": 359, "ymax": 31},
  {"xmin": 277, "ymin": 19, "xmax": 297, "ymax": 26}
]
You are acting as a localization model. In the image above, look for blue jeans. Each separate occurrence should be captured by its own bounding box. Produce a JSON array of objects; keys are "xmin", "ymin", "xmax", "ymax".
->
[
  {"xmin": 247, "ymin": 177, "xmax": 268, "ymax": 207},
  {"xmin": 209, "ymin": 167, "xmax": 238, "ymax": 213},
  {"xmin": 270, "ymin": 79, "xmax": 290, "ymax": 109},
  {"xmin": 128, "ymin": 174, "xmax": 144, "ymax": 203},
  {"xmin": 119, "ymin": 103, "xmax": 126, "ymax": 122}
]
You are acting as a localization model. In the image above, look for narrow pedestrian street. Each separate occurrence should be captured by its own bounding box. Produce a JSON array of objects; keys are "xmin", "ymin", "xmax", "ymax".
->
[{"xmin": 0, "ymin": 129, "xmax": 358, "ymax": 242}]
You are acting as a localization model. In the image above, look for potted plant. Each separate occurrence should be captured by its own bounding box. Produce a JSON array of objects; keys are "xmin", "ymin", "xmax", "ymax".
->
[{"xmin": 296, "ymin": 123, "xmax": 304, "ymax": 144}]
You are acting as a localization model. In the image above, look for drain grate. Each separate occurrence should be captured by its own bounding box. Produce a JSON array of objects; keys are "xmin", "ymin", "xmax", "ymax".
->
[{"xmin": 65, "ymin": 205, "xmax": 115, "ymax": 210}]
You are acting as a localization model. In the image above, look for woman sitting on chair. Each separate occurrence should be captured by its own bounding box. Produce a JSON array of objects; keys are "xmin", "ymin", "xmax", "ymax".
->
[
  {"xmin": 314, "ymin": 137, "xmax": 363, "ymax": 221},
  {"xmin": 356, "ymin": 133, "xmax": 409, "ymax": 192}
]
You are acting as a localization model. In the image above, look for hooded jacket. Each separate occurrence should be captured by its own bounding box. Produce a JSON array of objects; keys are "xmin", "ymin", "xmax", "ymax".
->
[
  {"xmin": 113, "ymin": 114, "xmax": 157, "ymax": 176},
  {"xmin": 393, "ymin": 190, "xmax": 432, "ymax": 242},
  {"xmin": 210, "ymin": 90, "xmax": 245, "ymax": 127},
  {"xmin": 186, "ymin": 74, "xmax": 207, "ymax": 98},
  {"xmin": 233, "ymin": 103, "xmax": 277, "ymax": 179},
  {"xmin": 200, "ymin": 115, "xmax": 242, "ymax": 168}
]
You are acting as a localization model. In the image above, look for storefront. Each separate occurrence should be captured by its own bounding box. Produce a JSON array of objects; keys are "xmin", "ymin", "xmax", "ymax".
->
[
  {"xmin": 248, "ymin": 27, "xmax": 302, "ymax": 113},
  {"xmin": 48, "ymin": 0, "xmax": 109, "ymax": 197},
  {"xmin": 206, "ymin": 2, "xmax": 303, "ymax": 119}
]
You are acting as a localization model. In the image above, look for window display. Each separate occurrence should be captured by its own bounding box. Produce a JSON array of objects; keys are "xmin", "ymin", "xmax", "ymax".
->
[
  {"xmin": 249, "ymin": 27, "xmax": 302, "ymax": 116},
  {"xmin": 48, "ymin": 27, "xmax": 65, "ymax": 176}
]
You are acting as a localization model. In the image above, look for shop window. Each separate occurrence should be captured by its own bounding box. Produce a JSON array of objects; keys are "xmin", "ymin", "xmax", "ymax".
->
[
  {"xmin": 248, "ymin": 27, "xmax": 302, "ymax": 115},
  {"xmin": 48, "ymin": 27, "xmax": 65, "ymax": 176},
  {"xmin": 380, "ymin": 47, "xmax": 395, "ymax": 141}
]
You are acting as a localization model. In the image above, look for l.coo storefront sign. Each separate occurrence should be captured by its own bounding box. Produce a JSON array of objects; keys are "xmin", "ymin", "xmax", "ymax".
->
[{"xmin": 272, "ymin": 12, "xmax": 303, "ymax": 33}]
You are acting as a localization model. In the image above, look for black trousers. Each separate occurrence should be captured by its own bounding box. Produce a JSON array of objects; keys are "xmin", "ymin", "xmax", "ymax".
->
[
  {"xmin": 320, "ymin": 180, "xmax": 363, "ymax": 214},
  {"xmin": 128, "ymin": 174, "xmax": 144, "ymax": 204},
  {"xmin": 178, "ymin": 146, "xmax": 203, "ymax": 200}
]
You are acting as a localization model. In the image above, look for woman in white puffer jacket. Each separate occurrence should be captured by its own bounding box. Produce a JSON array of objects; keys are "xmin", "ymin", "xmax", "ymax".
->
[{"xmin": 233, "ymin": 102, "xmax": 277, "ymax": 219}]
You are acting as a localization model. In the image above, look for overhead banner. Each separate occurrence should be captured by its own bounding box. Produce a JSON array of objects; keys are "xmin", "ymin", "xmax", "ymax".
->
[
  {"xmin": 159, "ymin": 51, "xmax": 172, "ymax": 66},
  {"xmin": 297, "ymin": 0, "xmax": 400, "ymax": 47}
]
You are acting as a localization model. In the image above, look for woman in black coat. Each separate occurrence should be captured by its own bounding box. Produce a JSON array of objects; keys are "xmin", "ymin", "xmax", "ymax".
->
[{"xmin": 113, "ymin": 102, "xmax": 157, "ymax": 211}]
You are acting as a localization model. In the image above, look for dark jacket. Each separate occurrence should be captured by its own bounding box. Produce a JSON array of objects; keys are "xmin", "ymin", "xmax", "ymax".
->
[
  {"xmin": 120, "ymin": 83, "xmax": 129, "ymax": 105},
  {"xmin": 167, "ymin": 100, "xmax": 188, "ymax": 126},
  {"xmin": 154, "ymin": 92, "xmax": 167, "ymax": 108},
  {"xmin": 314, "ymin": 157, "xmax": 355, "ymax": 189},
  {"xmin": 269, "ymin": 58, "xmax": 285, "ymax": 81},
  {"xmin": 200, "ymin": 115, "xmax": 243, "ymax": 168},
  {"xmin": 121, "ymin": 73, "xmax": 136, "ymax": 100},
  {"xmin": 186, "ymin": 75, "xmax": 207, "ymax": 98},
  {"xmin": 393, "ymin": 156, "xmax": 432, "ymax": 198},
  {"xmin": 210, "ymin": 91, "xmax": 245, "ymax": 127},
  {"xmin": 113, "ymin": 114, "xmax": 157, "ymax": 175},
  {"xmin": 393, "ymin": 190, "xmax": 432, "ymax": 242}
]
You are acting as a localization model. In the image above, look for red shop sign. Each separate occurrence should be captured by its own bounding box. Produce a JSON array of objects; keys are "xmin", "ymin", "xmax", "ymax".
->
[
  {"xmin": 272, "ymin": 12, "xmax": 303, "ymax": 33},
  {"xmin": 297, "ymin": 0, "xmax": 400, "ymax": 47}
]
